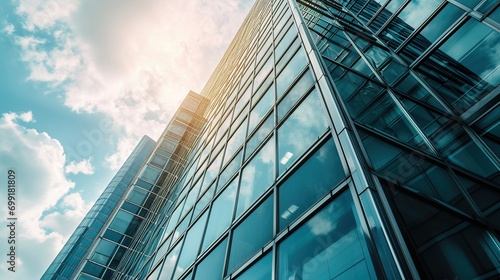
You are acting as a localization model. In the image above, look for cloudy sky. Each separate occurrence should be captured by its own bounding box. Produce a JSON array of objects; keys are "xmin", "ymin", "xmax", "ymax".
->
[{"xmin": 0, "ymin": 0, "xmax": 253, "ymax": 278}]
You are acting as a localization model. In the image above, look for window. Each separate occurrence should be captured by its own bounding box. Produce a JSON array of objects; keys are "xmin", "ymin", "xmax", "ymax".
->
[
  {"xmin": 194, "ymin": 238, "xmax": 228, "ymax": 280},
  {"xmin": 228, "ymin": 195, "xmax": 273, "ymax": 273},
  {"xmin": 277, "ymin": 69, "xmax": 315, "ymax": 121},
  {"xmin": 173, "ymin": 211, "xmax": 208, "ymax": 280},
  {"xmin": 279, "ymin": 138, "xmax": 345, "ymax": 230},
  {"xmin": 237, "ymin": 137, "xmax": 275, "ymax": 217},
  {"xmin": 202, "ymin": 180, "xmax": 238, "ymax": 251},
  {"xmin": 234, "ymin": 252, "xmax": 272, "ymax": 280},
  {"xmin": 277, "ymin": 91, "xmax": 328, "ymax": 174},
  {"xmin": 278, "ymin": 191, "xmax": 372, "ymax": 280}
]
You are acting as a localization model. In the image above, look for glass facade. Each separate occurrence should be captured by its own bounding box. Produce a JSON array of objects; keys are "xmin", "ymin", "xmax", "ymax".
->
[
  {"xmin": 46, "ymin": 0, "xmax": 500, "ymax": 279},
  {"xmin": 41, "ymin": 136, "xmax": 156, "ymax": 280}
]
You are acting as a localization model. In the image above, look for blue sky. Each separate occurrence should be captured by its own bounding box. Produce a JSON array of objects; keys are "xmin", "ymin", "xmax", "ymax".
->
[{"xmin": 0, "ymin": 0, "xmax": 253, "ymax": 278}]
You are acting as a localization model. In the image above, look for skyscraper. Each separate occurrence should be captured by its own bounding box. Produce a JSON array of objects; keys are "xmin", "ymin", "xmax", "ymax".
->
[
  {"xmin": 41, "ymin": 135, "xmax": 156, "ymax": 280},
  {"xmin": 47, "ymin": 0, "xmax": 500, "ymax": 279},
  {"xmin": 42, "ymin": 91, "xmax": 209, "ymax": 280}
]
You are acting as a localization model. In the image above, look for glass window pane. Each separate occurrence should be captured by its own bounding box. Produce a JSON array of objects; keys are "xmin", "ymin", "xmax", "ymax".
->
[
  {"xmin": 237, "ymin": 137, "xmax": 275, "ymax": 217},
  {"xmin": 278, "ymin": 91, "xmax": 329, "ymax": 174},
  {"xmin": 127, "ymin": 187, "xmax": 148, "ymax": 205},
  {"xmin": 278, "ymin": 191, "xmax": 371, "ymax": 280},
  {"xmin": 276, "ymin": 48, "xmax": 308, "ymax": 98},
  {"xmin": 202, "ymin": 180, "xmax": 238, "ymax": 251},
  {"xmin": 158, "ymin": 237, "xmax": 183, "ymax": 280},
  {"xmin": 249, "ymin": 86, "xmax": 274, "ymax": 134},
  {"xmin": 277, "ymin": 70, "xmax": 315, "ymax": 121},
  {"xmin": 140, "ymin": 166, "xmax": 161, "ymax": 184},
  {"xmin": 173, "ymin": 211, "xmax": 208, "ymax": 280},
  {"xmin": 224, "ymin": 119, "xmax": 246, "ymax": 167},
  {"xmin": 194, "ymin": 238, "xmax": 228, "ymax": 280},
  {"xmin": 246, "ymin": 114, "xmax": 274, "ymax": 160},
  {"xmin": 234, "ymin": 252, "xmax": 272, "ymax": 280},
  {"xmin": 228, "ymin": 195, "xmax": 273, "ymax": 273},
  {"xmin": 279, "ymin": 138, "xmax": 345, "ymax": 230}
]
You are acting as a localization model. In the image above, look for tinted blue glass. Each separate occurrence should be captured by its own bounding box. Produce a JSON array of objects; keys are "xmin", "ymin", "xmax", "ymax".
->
[
  {"xmin": 277, "ymin": 70, "xmax": 315, "ymax": 121},
  {"xmin": 249, "ymin": 86, "xmax": 274, "ymax": 134},
  {"xmin": 223, "ymin": 120, "xmax": 246, "ymax": 167},
  {"xmin": 237, "ymin": 137, "xmax": 275, "ymax": 217},
  {"xmin": 439, "ymin": 19, "xmax": 500, "ymax": 87},
  {"xmin": 234, "ymin": 252, "xmax": 272, "ymax": 280},
  {"xmin": 245, "ymin": 114, "xmax": 274, "ymax": 160},
  {"xmin": 194, "ymin": 238, "xmax": 228, "ymax": 280},
  {"xmin": 228, "ymin": 195, "xmax": 273, "ymax": 273},
  {"xmin": 279, "ymin": 138, "xmax": 345, "ymax": 230},
  {"xmin": 173, "ymin": 211, "xmax": 208, "ymax": 280},
  {"xmin": 157, "ymin": 237, "xmax": 183, "ymax": 280},
  {"xmin": 202, "ymin": 180, "xmax": 238, "ymax": 251},
  {"xmin": 278, "ymin": 91, "xmax": 329, "ymax": 174},
  {"xmin": 276, "ymin": 48, "xmax": 308, "ymax": 97},
  {"xmin": 278, "ymin": 191, "xmax": 371, "ymax": 280}
]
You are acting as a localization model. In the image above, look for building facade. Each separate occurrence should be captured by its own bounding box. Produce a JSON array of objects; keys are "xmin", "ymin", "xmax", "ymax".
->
[
  {"xmin": 42, "ymin": 92, "xmax": 209, "ymax": 280},
  {"xmin": 41, "ymin": 135, "xmax": 156, "ymax": 280},
  {"xmin": 47, "ymin": 0, "xmax": 500, "ymax": 279}
]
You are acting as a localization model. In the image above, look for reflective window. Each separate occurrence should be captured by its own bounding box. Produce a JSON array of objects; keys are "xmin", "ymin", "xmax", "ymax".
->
[
  {"xmin": 249, "ymin": 86, "xmax": 274, "ymax": 134},
  {"xmin": 246, "ymin": 114, "xmax": 274, "ymax": 160},
  {"xmin": 234, "ymin": 252, "xmax": 272, "ymax": 280},
  {"xmin": 224, "ymin": 119, "xmax": 246, "ymax": 167},
  {"xmin": 194, "ymin": 238, "xmax": 228, "ymax": 280},
  {"xmin": 228, "ymin": 195, "xmax": 273, "ymax": 273},
  {"xmin": 279, "ymin": 138, "xmax": 345, "ymax": 230},
  {"xmin": 127, "ymin": 187, "xmax": 148, "ymax": 206},
  {"xmin": 237, "ymin": 137, "xmax": 275, "ymax": 217},
  {"xmin": 218, "ymin": 150, "xmax": 242, "ymax": 191},
  {"xmin": 202, "ymin": 180, "xmax": 238, "ymax": 251},
  {"xmin": 402, "ymin": 4, "xmax": 463, "ymax": 61},
  {"xmin": 277, "ymin": 69, "xmax": 315, "ymax": 121},
  {"xmin": 418, "ymin": 19, "xmax": 500, "ymax": 113},
  {"xmin": 385, "ymin": 185, "xmax": 500, "ymax": 279},
  {"xmin": 140, "ymin": 166, "xmax": 161, "ymax": 184},
  {"xmin": 278, "ymin": 91, "xmax": 329, "ymax": 174},
  {"xmin": 173, "ymin": 211, "xmax": 208, "ymax": 280},
  {"xmin": 381, "ymin": 0, "xmax": 441, "ymax": 49},
  {"xmin": 157, "ymin": 237, "xmax": 183, "ymax": 280},
  {"xmin": 278, "ymin": 191, "xmax": 372, "ymax": 280},
  {"xmin": 276, "ymin": 48, "xmax": 308, "ymax": 98}
]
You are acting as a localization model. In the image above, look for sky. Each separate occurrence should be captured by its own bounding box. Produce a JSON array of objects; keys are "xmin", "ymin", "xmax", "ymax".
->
[{"xmin": 0, "ymin": 0, "xmax": 254, "ymax": 278}]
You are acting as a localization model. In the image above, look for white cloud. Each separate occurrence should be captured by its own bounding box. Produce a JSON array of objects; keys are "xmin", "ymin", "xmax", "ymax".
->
[
  {"xmin": 0, "ymin": 112, "xmax": 91, "ymax": 279},
  {"xmin": 65, "ymin": 158, "xmax": 94, "ymax": 175},
  {"xmin": 2, "ymin": 22, "xmax": 14, "ymax": 34},
  {"xmin": 9, "ymin": 0, "xmax": 254, "ymax": 170}
]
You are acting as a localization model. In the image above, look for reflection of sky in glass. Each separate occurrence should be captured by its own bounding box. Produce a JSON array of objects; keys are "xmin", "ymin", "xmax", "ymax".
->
[
  {"xmin": 278, "ymin": 70, "xmax": 314, "ymax": 121},
  {"xmin": 279, "ymin": 139, "xmax": 345, "ymax": 230},
  {"xmin": 248, "ymin": 86, "xmax": 274, "ymax": 134},
  {"xmin": 228, "ymin": 195, "xmax": 273, "ymax": 273},
  {"xmin": 194, "ymin": 238, "xmax": 228, "ymax": 280},
  {"xmin": 157, "ymin": 237, "xmax": 183, "ymax": 280},
  {"xmin": 278, "ymin": 91, "xmax": 328, "ymax": 174},
  {"xmin": 278, "ymin": 191, "xmax": 369, "ymax": 280},
  {"xmin": 201, "ymin": 180, "xmax": 237, "ymax": 252},
  {"xmin": 173, "ymin": 211, "xmax": 208, "ymax": 280},
  {"xmin": 223, "ymin": 120, "xmax": 246, "ymax": 167},
  {"xmin": 397, "ymin": 0, "xmax": 440, "ymax": 29},
  {"xmin": 234, "ymin": 252, "xmax": 272, "ymax": 280},
  {"xmin": 440, "ymin": 19, "xmax": 500, "ymax": 86},
  {"xmin": 237, "ymin": 137, "xmax": 275, "ymax": 217}
]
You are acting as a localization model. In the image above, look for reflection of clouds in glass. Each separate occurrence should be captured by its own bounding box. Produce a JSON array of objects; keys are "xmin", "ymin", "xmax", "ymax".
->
[
  {"xmin": 308, "ymin": 212, "xmax": 335, "ymax": 235},
  {"xmin": 239, "ymin": 165, "xmax": 256, "ymax": 207},
  {"xmin": 259, "ymin": 136, "xmax": 275, "ymax": 164},
  {"xmin": 398, "ymin": 0, "xmax": 440, "ymax": 29},
  {"xmin": 279, "ymin": 91, "xmax": 328, "ymax": 170}
]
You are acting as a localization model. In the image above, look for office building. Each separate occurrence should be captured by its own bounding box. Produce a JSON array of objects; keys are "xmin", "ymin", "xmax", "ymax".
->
[
  {"xmin": 47, "ymin": 0, "xmax": 500, "ymax": 279},
  {"xmin": 41, "ymin": 135, "xmax": 156, "ymax": 279},
  {"xmin": 43, "ymin": 92, "xmax": 208, "ymax": 279}
]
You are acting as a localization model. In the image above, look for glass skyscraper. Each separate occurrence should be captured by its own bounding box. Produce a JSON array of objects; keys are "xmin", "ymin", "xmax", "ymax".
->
[
  {"xmin": 41, "ymin": 135, "xmax": 156, "ymax": 280},
  {"xmin": 46, "ymin": 0, "xmax": 500, "ymax": 279}
]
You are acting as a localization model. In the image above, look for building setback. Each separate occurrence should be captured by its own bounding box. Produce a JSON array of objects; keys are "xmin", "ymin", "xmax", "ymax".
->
[{"xmin": 46, "ymin": 0, "xmax": 500, "ymax": 279}]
